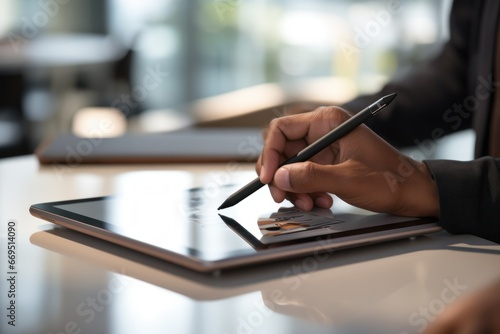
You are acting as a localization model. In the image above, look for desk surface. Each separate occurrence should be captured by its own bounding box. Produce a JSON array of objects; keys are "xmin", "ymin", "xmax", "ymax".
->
[{"xmin": 1, "ymin": 156, "xmax": 499, "ymax": 334}]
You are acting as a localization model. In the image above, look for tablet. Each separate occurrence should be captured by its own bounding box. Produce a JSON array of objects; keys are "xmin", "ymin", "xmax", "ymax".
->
[{"xmin": 30, "ymin": 184, "xmax": 441, "ymax": 273}]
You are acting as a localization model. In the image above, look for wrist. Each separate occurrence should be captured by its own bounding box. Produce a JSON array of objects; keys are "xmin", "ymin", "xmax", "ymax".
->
[{"xmin": 414, "ymin": 160, "xmax": 440, "ymax": 217}]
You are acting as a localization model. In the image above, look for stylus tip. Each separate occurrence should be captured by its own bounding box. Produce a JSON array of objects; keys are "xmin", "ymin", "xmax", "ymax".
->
[
  {"xmin": 217, "ymin": 201, "xmax": 231, "ymax": 210},
  {"xmin": 383, "ymin": 92, "xmax": 397, "ymax": 105}
]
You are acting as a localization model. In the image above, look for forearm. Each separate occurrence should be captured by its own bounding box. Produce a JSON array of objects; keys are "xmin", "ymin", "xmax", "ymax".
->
[{"xmin": 425, "ymin": 157, "xmax": 500, "ymax": 243}]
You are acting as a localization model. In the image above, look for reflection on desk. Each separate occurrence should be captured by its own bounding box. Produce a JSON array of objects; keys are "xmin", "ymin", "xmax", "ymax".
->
[
  {"xmin": 1, "ymin": 156, "xmax": 500, "ymax": 334},
  {"xmin": 30, "ymin": 226, "xmax": 500, "ymax": 334}
]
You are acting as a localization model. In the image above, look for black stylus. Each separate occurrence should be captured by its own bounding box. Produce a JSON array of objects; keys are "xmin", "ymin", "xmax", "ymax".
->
[{"xmin": 217, "ymin": 93, "xmax": 397, "ymax": 210}]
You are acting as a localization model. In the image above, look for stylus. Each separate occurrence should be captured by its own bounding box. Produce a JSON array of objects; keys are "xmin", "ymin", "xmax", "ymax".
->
[{"xmin": 217, "ymin": 93, "xmax": 397, "ymax": 210}]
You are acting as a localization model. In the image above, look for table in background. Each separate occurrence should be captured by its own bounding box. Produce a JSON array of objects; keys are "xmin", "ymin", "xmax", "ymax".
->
[
  {"xmin": 1, "ymin": 155, "xmax": 499, "ymax": 334},
  {"xmin": 0, "ymin": 34, "xmax": 126, "ymax": 154}
]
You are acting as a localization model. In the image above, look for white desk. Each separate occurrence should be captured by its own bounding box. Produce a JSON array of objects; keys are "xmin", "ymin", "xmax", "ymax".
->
[{"xmin": 1, "ymin": 156, "xmax": 499, "ymax": 334}]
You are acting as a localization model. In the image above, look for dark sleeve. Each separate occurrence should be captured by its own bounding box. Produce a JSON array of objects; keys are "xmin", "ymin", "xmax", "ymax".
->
[
  {"xmin": 424, "ymin": 157, "xmax": 500, "ymax": 244},
  {"xmin": 343, "ymin": 0, "xmax": 474, "ymax": 147}
]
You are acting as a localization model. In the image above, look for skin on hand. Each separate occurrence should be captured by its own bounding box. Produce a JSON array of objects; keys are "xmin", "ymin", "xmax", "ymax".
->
[
  {"xmin": 424, "ymin": 279, "xmax": 500, "ymax": 334},
  {"xmin": 256, "ymin": 106, "xmax": 440, "ymax": 218}
]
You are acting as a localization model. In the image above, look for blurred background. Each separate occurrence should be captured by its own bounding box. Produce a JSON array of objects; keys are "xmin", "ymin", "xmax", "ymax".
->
[{"xmin": 0, "ymin": 0, "xmax": 453, "ymax": 158}]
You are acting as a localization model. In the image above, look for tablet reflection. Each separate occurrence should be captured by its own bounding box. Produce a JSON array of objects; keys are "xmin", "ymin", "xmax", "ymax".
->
[{"xmin": 30, "ymin": 227, "xmax": 500, "ymax": 333}]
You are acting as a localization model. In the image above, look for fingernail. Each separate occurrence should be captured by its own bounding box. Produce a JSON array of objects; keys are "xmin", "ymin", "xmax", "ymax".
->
[
  {"xmin": 260, "ymin": 164, "xmax": 266, "ymax": 183},
  {"xmin": 274, "ymin": 168, "xmax": 291, "ymax": 190},
  {"xmin": 269, "ymin": 185, "xmax": 280, "ymax": 202}
]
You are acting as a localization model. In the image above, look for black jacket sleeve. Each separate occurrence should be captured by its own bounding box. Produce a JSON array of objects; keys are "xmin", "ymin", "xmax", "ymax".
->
[
  {"xmin": 342, "ymin": 1, "xmax": 500, "ymax": 244},
  {"xmin": 343, "ymin": 0, "xmax": 474, "ymax": 147},
  {"xmin": 425, "ymin": 157, "xmax": 500, "ymax": 244}
]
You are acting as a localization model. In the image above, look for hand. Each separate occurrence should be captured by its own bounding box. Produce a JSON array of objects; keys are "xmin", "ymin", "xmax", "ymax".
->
[
  {"xmin": 256, "ymin": 106, "xmax": 440, "ymax": 217},
  {"xmin": 424, "ymin": 280, "xmax": 500, "ymax": 333}
]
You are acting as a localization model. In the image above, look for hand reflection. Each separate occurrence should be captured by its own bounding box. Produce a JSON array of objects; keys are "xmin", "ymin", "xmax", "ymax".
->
[
  {"xmin": 258, "ymin": 264, "xmax": 419, "ymax": 331},
  {"xmin": 424, "ymin": 279, "xmax": 500, "ymax": 334}
]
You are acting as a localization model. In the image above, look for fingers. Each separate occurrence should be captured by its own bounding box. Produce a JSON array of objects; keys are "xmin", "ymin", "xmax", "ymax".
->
[
  {"xmin": 285, "ymin": 192, "xmax": 333, "ymax": 211},
  {"xmin": 274, "ymin": 161, "xmax": 344, "ymax": 194},
  {"xmin": 256, "ymin": 106, "xmax": 353, "ymax": 211},
  {"xmin": 259, "ymin": 115, "xmax": 309, "ymax": 184},
  {"xmin": 268, "ymin": 185, "xmax": 333, "ymax": 211},
  {"xmin": 265, "ymin": 161, "xmax": 337, "ymax": 211},
  {"xmin": 258, "ymin": 107, "xmax": 349, "ymax": 184},
  {"xmin": 255, "ymin": 103, "xmax": 441, "ymax": 217}
]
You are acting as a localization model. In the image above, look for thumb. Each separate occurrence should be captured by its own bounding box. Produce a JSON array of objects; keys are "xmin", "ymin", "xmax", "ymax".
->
[{"xmin": 274, "ymin": 162, "xmax": 341, "ymax": 194}]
